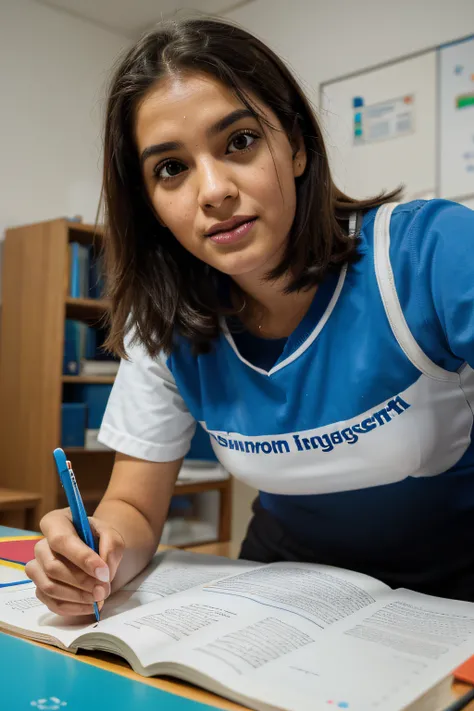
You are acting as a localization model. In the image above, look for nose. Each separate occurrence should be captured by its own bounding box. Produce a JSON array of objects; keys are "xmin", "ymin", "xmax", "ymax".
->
[{"xmin": 197, "ymin": 158, "xmax": 238, "ymax": 210}]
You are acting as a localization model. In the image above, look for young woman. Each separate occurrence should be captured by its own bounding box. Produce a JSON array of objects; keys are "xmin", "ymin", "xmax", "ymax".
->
[{"xmin": 26, "ymin": 18, "xmax": 474, "ymax": 615}]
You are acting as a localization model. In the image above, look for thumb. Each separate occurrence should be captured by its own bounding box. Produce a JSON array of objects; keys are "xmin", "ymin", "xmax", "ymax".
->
[{"xmin": 90, "ymin": 517, "xmax": 125, "ymax": 583}]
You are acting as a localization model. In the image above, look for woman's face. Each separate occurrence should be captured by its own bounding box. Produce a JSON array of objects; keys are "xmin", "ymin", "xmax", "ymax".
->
[{"xmin": 135, "ymin": 72, "xmax": 306, "ymax": 280}]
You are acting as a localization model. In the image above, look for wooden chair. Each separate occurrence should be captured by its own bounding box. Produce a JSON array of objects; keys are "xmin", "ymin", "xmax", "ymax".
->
[{"xmin": 0, "ymin": 489, "xmax": 41, "ymax": 531}]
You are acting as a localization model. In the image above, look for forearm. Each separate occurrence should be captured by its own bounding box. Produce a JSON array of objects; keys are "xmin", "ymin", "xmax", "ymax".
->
[
  {"xmin": 92, "ymin": 453, "xmax": 181, "ymax": 592},
  {"xmin": 93, "ymin": 497, "xmax": 163, "ymax": 591}
]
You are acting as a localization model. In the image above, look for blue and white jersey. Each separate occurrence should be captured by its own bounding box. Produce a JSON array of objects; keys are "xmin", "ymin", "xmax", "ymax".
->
[{"xmin": 99, "ymin": 199, "xmax": 474, "ymax": 583}]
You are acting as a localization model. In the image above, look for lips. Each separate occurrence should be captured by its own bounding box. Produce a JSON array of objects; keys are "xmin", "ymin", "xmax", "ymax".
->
[
  {"xmin": 206, "ymin": 218, "xmax": 257, "ymax": 245},
  {"xmin": 205, "ymin": 216, "xmax": 257, "ymax": 237}
]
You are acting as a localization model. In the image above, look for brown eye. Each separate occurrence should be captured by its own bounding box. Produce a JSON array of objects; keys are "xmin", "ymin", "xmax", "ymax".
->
[
  {"xmin": 155, "ymin": 160, "xmax": 186, "ymax": 180},
  {"xmin": 227, "ymin": 131, "xmax": 258, "ymax": 153}
]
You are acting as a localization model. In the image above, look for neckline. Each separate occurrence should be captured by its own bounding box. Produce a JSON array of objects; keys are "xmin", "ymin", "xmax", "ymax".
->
[{"xmin": 222, "ymin": 264, "xmax": 348, "ymax": 376}]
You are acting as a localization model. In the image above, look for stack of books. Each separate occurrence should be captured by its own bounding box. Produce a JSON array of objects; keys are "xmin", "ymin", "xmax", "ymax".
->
[{"xmin": 63, "ymin": 322, "xmax": 118, "ymax": 377}]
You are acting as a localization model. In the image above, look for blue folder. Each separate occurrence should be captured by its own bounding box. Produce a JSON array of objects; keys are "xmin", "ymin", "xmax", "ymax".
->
[
  {"xmin": 0, "ymin": 633, "xmax": 218, "ymax": 710},
  {"xmin": 0, "ymin": 525, "xmax": 38, "ymax": 537}
]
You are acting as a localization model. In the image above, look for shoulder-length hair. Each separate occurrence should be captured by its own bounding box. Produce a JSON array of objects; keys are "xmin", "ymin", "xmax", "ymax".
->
[{"xmin": 102, "ymin": 17, "xmax": 400, "ymax": 358}]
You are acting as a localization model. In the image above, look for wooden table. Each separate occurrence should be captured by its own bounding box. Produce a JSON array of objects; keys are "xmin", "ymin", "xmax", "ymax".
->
[{"xmin": 1, "ymin": 539, "xmax": 473, "ymax": 710}]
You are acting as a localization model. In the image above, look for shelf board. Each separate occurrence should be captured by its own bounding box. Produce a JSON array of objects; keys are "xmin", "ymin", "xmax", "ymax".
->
[
  {"xmin": 67, "ymin": 222, "xmax": 103, "ymax": 235},
  {"xmin": 58, "ymin": 455, "xmax": 229, "ymax": 495},
  {"xmin": 173, "ymin": 479, "xmax": 230, "ymax": 495},
  {"xmin": 58, "ymin": 488, "xmax": 105, "ymax": 506},
  {"xmin": 64, "ymin": 447, "xmax": 114, "ymax": 454},
  {"xmin": 67, "ymin": 222, "xmax": 103, "ymax": 247},
  {"xmin": 65, "ymin": 296, "xmax": 109, "ymax": 323},
  {"xmin": 62, "ymin": 375, "xmax": 116, "ymax": 384}
]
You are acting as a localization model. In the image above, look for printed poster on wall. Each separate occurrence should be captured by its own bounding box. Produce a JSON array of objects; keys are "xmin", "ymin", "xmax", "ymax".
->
[
  {"xmin": 352, "ymin": 95, "xmax": 415, "ymax": 146},
  {"xmin": 439, "ymin": 36, "xmax": 474, "ymax": 200},
  {"xmin": 320, "ymin": 51, "xmax": 437, "ymax": 202}
]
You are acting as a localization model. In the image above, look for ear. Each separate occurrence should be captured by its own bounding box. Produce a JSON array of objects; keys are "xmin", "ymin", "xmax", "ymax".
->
[{"xmin": 292, "ymin": 135, "xmax": 307, "ymax": 178}]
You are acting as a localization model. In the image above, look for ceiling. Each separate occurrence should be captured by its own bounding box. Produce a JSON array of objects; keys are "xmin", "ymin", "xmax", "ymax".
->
[{"xmin": 33, "ymin": 0, "xmax": 254, "ymax": 38}]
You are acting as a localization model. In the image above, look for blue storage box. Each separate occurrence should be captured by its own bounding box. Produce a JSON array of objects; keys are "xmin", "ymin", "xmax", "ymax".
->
[
  {"xmin": 61, "ymin": 403, "xmax": 86, "ymax": 447},
  {"xmin": 74, "ymin": 384, "xmax": 113, "ymax": 429},
  {"xmin": 63, "ymin": 322, "xmax": 97, "ymax": 375}
]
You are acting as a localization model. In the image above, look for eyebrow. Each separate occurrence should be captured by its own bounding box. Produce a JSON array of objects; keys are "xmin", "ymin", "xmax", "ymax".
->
[
  {"xmin": 139, "ymin": 108, "xmax": 255, "ymax": 167},
  {"xmin": 207, "ymin": 108, "xmax": 254, "ymax": 137}
]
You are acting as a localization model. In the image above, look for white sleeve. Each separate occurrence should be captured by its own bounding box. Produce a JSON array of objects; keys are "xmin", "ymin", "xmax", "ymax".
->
[{"xmin": 97, "ymin": 335, "xmax": 196, "ymax": 462}]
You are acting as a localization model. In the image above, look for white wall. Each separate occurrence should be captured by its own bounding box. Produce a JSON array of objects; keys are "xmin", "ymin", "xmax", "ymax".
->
[
  {"xmin": 226, "ymin": 0, "xmax": 474, "ymax": 106},
  {"xmin": 224, "ymin": 0, "xmax": 474, "ymax": 541},
  {"xmin": 0, "ymin": 0, "xmax": 129, "ymax": 240}
]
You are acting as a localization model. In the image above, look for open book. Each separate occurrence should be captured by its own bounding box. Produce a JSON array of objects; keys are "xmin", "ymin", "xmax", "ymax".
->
[{"xmin": 1, "ymin": 550, "xmax": 474, "ymax": 711}]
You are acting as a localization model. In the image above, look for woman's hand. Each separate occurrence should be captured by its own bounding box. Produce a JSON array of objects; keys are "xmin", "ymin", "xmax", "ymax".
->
[{"xmin": 25, "ymin": 508, "xmax": 124, "ymax": 617}]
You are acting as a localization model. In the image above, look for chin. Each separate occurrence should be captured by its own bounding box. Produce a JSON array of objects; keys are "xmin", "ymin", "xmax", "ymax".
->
[
  {"xmin": 210, "ymin": 244, "xmax": 281, "ymax": 279},
  {"xmin": 215, "ymin": 256, "xmax": 270, "ymax": 278}
]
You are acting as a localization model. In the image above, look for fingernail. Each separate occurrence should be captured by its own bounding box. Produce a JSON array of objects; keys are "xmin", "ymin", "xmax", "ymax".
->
[
  {"xmin": 95, "ymin": 566, "xmax": 110, "ymax": 583},
  {"xmin": 97, "ymin": 600, "xmax": 105, "ymax": 611},
  {"xmin": 93, "ymin": 585, "xmax": 106, "ymax": 602}
]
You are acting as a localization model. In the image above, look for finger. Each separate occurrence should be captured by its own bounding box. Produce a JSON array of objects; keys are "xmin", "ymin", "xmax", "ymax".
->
[
  {"xmin": 32, "ymin": 539, "xmax": 109, "ymax": 599},
  {"xmin": 25, "ymin": 559, "xmax": 107, "ymax": 605},
  {"xmin": 92, "ymin": 518, "xmax": 125, "ymax": 583},
  {"xmin": 40, "ymin": 510, "xmax": 110, "ymax": 583},
  {"xmin": 35, "ymin": 586, "xmax": 104, "ymax": 618}
]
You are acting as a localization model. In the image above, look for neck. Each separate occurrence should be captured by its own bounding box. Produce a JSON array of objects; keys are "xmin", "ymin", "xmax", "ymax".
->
[
  {"xmin": 232, "ymin": 271, "xmax": 317, "ymax": 338},
  {"xmin": 232, "ymin": 271, "xmax": 288, "ymax": 315}
]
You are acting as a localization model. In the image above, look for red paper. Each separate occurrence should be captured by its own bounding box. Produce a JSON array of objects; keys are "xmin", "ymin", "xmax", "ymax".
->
[
  {"xmin": 0, "ymin": 537, "xmax": 42, "ymax": 565},
  {"xmin": 454, "ymin": 656, "xmax": 474, "ymax": 685}
]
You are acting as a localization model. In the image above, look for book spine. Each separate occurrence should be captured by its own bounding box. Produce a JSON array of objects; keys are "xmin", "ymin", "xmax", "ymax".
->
[
  {"xmin": 69, "ymin": 243, "xmax": 80, "ymax": 297},
  {"xmin": 88, "ymin": 252, "xmax": 105, "ymax": 299},
  {"xmin": 79, "ymin": 245, "xmax": 89, "ymax": 298},
  {"xmin": 63, "ymin": 320, "xmax": 81, "ymax": 375},
  {"xmin": 69, "ymin": 243, "xmax": 90, "ymax": 298},
  {"xmin": 85, "ymin": 326, "xmax": 97, "ymax": 360}
]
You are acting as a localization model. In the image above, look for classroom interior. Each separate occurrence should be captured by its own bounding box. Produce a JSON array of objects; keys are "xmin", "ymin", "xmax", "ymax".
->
[
  {"xmin": 1, "ymin": 3, "xmax": 474, "ymax": 711},
  {"xmin": 0, "ymin": 0, "xmax": 473, "ymax": 554}
]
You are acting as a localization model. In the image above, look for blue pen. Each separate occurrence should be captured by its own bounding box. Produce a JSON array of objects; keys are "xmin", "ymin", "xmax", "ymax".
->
[{"xmin": 53, "ymin": 448, "xmax": 101, "ymax": 622}]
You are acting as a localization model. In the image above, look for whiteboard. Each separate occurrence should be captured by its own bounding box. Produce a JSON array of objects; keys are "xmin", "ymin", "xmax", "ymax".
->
[
  {"xmin": 439, "ymin": 36, "xmax": 474, "ymax": 200},
  {"xmin": 320, "ymin": 52, "xmax": 437, "ymax": 201}
]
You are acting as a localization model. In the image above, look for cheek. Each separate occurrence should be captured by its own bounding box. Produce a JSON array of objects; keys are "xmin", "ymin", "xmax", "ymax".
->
[
  {"xmin": 151, "ymin": 189, "xmax": 195, "ymax": 240},
  {"xmin": 258, "ymin": 163, "xmax": 297, "ymax": 226}
]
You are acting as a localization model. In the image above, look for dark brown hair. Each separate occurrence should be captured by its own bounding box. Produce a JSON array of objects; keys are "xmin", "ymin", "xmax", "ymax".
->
[{"xmin": 102, "ymin": 17, "xmax": 400, "ymax": 358}]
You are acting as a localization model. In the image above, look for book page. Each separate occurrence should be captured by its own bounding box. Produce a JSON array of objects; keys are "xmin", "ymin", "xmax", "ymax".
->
[
  {"xmin": 89, "ymin": 560, "xmax": 385, "ymax": 666},
  {"xmin": 0, "ymin": 584, "xmax": 91, "ymax": 648},
  {"xmin": 203, "ymin": 561, "xmax": 389, "ymax": 627},
  {"xmin": 0, "ymin": 551, "xmax": 258, "ymax": 649},
  {"xmin": 90, "ymin": 582, "xmax": 326, "ymax": 676},
  {"xmin": 102, "ymin": 573, "xmax": 474, "ymax": 711},
  {"xmin": 169, "ymin": 587, "xmax": 474, "ymax": 711},
  {"xmin": 121, "ymin": 551, "xmax": 257, "ymax": 600}
]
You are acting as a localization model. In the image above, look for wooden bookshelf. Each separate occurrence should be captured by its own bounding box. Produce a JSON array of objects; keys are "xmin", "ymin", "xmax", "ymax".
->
[
  {"xmin": 0, "ymin": 218, "xmax": 233, "ymax": 541},
  {"xmin": 62, "ymin": 375, "xmax": 116, "ymax": 384},
  {"xmin": 68, "ymin": 222, "xmax": 103, "ymax": 239},
  {"xmin": 64, "ymin": 447, "xmax": 111, "ymax": 453},
  {"xmin": 65, "ymin": 296, "xmax": 109, "ymax": 322}
]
